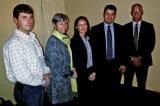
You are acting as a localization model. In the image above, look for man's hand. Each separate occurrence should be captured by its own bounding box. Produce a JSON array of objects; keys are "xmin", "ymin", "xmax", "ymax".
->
[
  {"xmin": 130, "ymin": 56, "xmax": 142, "ymax": 67},
  {"xmin": 88, "ymin": 72, "xmax": 96, "ymax": 81},
  {"xmin": 119, "ymin": 65, "xmax": 126, "ymax": 73},
  {"xmin": 42, "ymin": 73, "xmax": 51, "ymax": 87}
]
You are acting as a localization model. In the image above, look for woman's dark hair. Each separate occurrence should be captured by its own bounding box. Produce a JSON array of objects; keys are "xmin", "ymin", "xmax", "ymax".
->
[
  {"xmin": 13, "ymin": 4, "xmax": 33, "ymax": 19},
  {"xmin": 74, "ymin": 16, "xmax": 90, "ymax": 37}
]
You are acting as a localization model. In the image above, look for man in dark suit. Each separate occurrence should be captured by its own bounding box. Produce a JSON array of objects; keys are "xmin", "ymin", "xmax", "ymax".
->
[
  {"xmin": 123, "ymin": 3, "xmax": 156, "ymax": 96},
  {"xmin": 90, "ymin": 4, "xmax": 127, "ymax": 97}
]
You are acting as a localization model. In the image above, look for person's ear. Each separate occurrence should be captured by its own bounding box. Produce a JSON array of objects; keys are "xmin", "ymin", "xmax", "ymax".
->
[
  {"xmin": 53, "ymin": 23, "xmax": 56, "ymax": 29},
  {"xmin": 13, "ymin": 17, "xmax": 18, "ymax": 24}
]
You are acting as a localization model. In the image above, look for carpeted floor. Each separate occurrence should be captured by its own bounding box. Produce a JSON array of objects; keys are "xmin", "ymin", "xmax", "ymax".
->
[{"xmin": 118, "ymin": 84, "xmax": 160, "ymax": 96}]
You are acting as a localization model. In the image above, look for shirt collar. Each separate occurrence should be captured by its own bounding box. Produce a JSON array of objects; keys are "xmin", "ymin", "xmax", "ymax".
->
[
  {"xmin": 133, "ymin": 20, "xmax": 142, "ymax": 26},
  {"xmin": 15, "ymin": 29, "xmax": 35, "ymax": 41},
  {"xmin": 81, "ymin": 36, "xmax": 89, "ymax": 43},
  {"xmin": 104, "ymin": 22, "xmax": 113, "ymax": 28}
]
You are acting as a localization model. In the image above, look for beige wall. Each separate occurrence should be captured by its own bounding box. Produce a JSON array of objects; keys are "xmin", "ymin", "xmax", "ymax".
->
[
  {"xmin": 0, "ymin": 0, "xmax": 19, "ymax": 103},
  {"xmin": 65, "ymin": 0, "xmax": 160, "ymax": 92},
  {"xmin": 0, "ymin": 0, "xmax": 160, "ymax": 102}
]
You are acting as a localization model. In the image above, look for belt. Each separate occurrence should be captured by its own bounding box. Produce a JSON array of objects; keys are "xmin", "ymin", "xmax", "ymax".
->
[
  {"xmin": 15, "ymin": 82, "xmax": 42, "ymax": 91},
  {"xmin": 106, "ymin": 59, "xmax": 116, "ymax": 63}
]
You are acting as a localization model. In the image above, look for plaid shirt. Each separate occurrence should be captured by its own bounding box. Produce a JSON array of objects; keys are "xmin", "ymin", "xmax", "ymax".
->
[{"xmin": 3, "ymin": 29, "xmax": 50, "ymax": 86}]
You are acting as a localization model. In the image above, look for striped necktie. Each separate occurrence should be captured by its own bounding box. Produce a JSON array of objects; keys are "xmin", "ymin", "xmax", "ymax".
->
[{"xmin": 134, "ymin": 23, "xmax": 138, "ymax": 50}]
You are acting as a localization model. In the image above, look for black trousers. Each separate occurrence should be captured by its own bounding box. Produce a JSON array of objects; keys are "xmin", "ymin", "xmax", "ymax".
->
[
  {"xmin": 96, "ymin": 59, "xmax": 122, "ymax": 97},
  {"xmin": 124, "ymin": 64, "xmax": 149, "ymax": 96},
  {"xmin": 77, "ymin": 66, "xmax": 96, "ymax": 105}
]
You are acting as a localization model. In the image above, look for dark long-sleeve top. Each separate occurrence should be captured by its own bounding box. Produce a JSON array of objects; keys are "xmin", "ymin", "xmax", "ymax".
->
[{"xmin": 71, "ymin": 34, "xmax": 95, "ymax": 80}]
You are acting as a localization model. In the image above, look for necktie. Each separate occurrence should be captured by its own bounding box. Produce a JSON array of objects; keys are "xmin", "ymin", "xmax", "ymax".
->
[
  {"xmin": 106, "ymin": 26, "xmax": 113, "ymax": 60},
  {"xmin": 134, "ymin": 23, "xmax": 138, "ymax": 49}
]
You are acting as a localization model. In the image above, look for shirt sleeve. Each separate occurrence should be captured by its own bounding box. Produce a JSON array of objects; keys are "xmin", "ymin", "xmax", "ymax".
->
[{"xmin": 3, "ymin": 44, "xmax": 16, "ymax": 83}]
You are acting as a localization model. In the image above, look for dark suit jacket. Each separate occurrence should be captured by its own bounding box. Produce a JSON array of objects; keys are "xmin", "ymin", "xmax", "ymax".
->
[
  {"xmin": 123, "ymin": 21, "xmax": 155, "ymax": 66},
  {"xmin": 90, "ymin": 22, "xmax": 126, "ymax": 72},
  {"xmin": 71, "ymin": 34, "xmax": 95, "ymax": 79}
]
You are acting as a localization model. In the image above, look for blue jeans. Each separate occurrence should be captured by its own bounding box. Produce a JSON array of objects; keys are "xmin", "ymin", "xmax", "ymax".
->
[{"xmin": 14, "ymin": 82, "xmax": 44, "ymax": 106}]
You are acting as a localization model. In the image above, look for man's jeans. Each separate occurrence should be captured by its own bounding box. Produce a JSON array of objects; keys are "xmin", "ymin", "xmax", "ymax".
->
[{"xmin": 14, "ymin": 82, "xmax": 44, "ymax": 106}]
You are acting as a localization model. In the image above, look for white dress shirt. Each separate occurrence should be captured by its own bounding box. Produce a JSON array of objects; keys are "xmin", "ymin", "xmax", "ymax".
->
[{"xmin": 3, "ymin": 29, "xmax": 50, "ymax": 86}]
